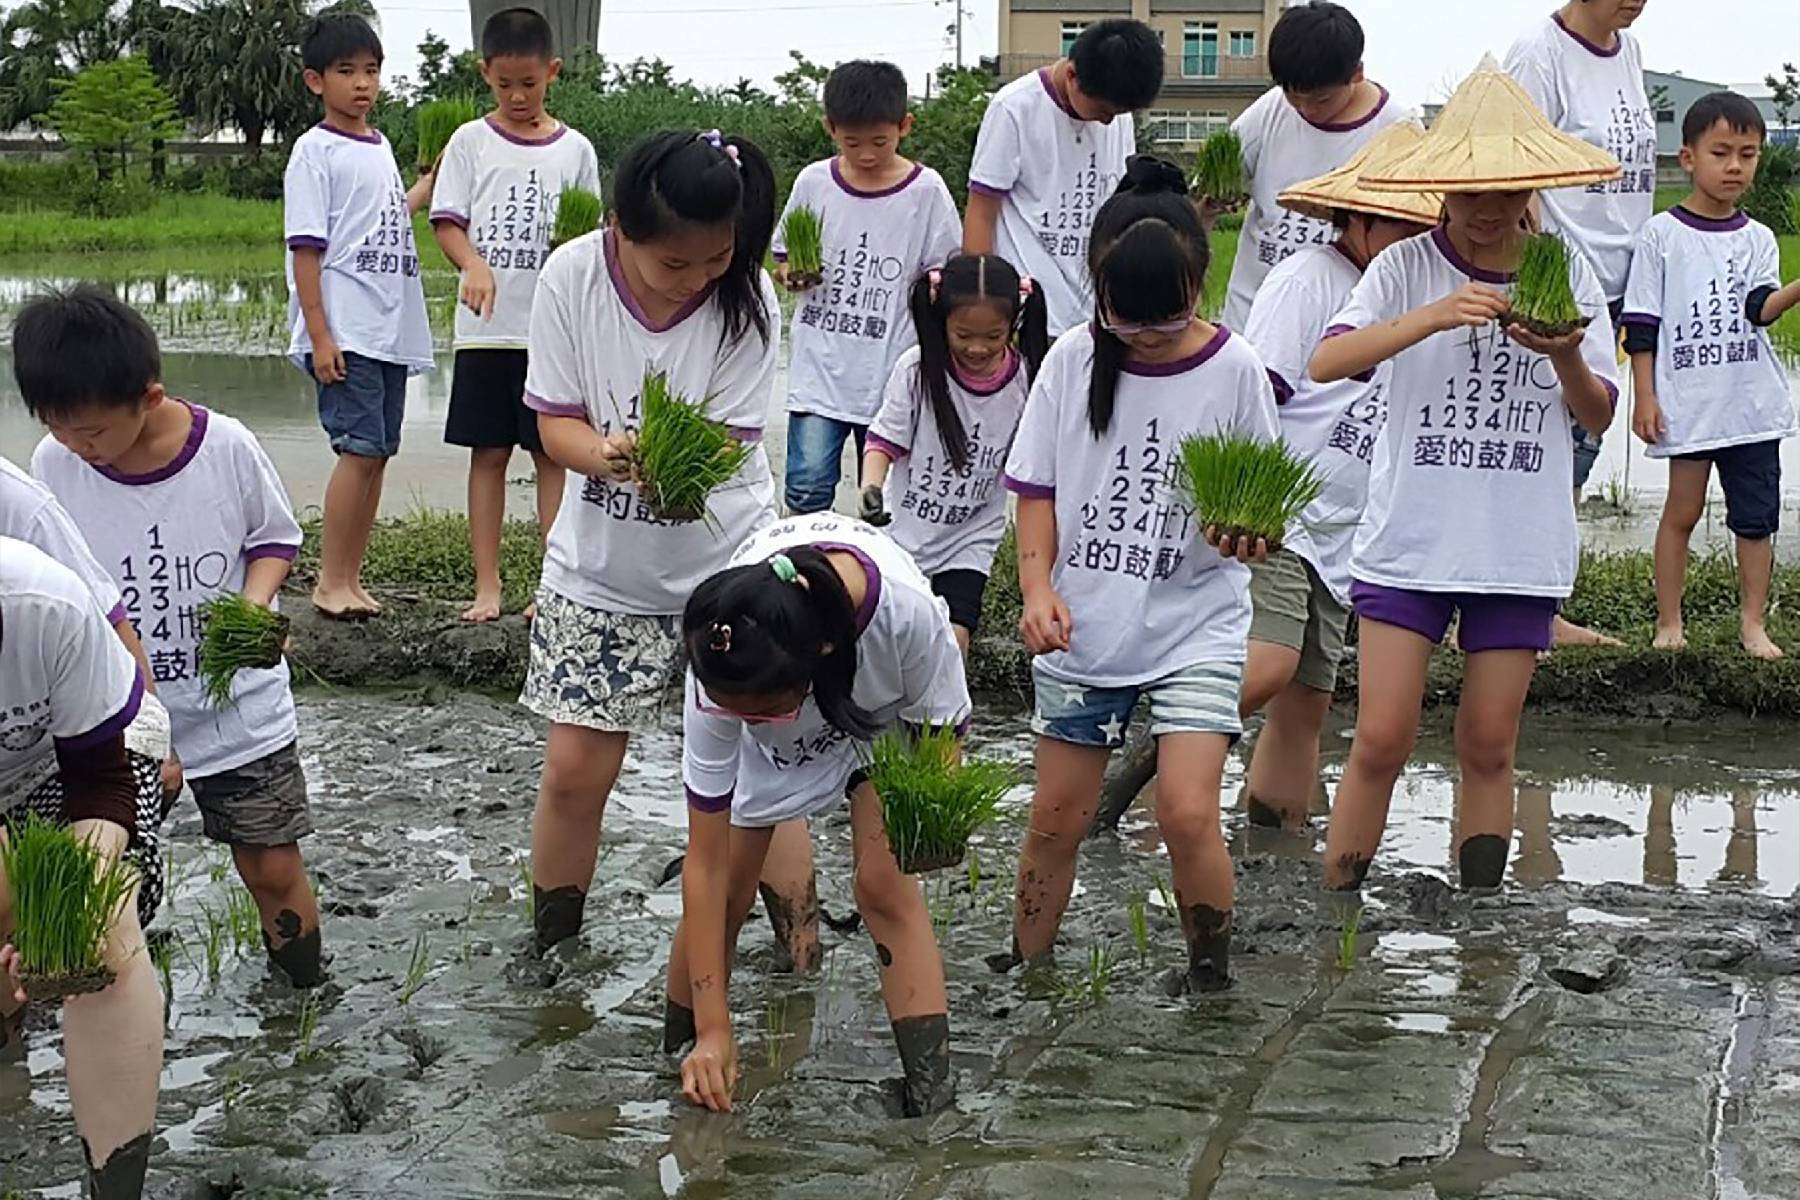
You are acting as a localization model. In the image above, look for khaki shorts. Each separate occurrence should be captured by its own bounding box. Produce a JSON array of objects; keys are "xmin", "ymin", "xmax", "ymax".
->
[
  {"xmin": 190, "ymin": 741, "xmax": 314, "ymax": 847},
  {"xmin": 1248, "ymin": 549, "xmax": 1349, "ymax": 693}
]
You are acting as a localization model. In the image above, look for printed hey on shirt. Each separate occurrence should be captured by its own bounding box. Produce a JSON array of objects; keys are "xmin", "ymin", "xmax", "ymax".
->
[
  {"xmin": 32, "ymin": 406, "xmax": 301, "ymax": 778},
  {"xmin": 430, "ymin": 119, "xmax": 602, "ymax": 349},
  {"xmin": 775, "ymin": 160, "xmax": 961, "ymax": 424}
]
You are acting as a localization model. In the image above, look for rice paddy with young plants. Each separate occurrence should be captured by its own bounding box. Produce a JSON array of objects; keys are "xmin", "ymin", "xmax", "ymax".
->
[
  {"xmin": 864, "ymin": 725, "xmax": 1017, "ymax": 875},
  {"xmin": 198, "ymin": 593, "xmax": 290, "ymax": 708},
  {"xmin": 0, "ymin": 815, "xmax": 138, "ymax": 1001},
  {"xmin": 1506, "ymin": 231, "xmax": 1589, "ymax": 338},
  {"xmin": 1192, "ymin": 129, "xmax": 1247, "ymax": 208},
  {"xmin": 416, "ymin": 98, "xmax": 480, "ymax": 170},
  {"xmin": 631, "ymin": 369, "xmax": 756, "ymax": 523},
  {"xmin": 781, "ymin": 205, "xmax": 825, "ymax": 286},
  {"xmin": 1175, "ymin": 432, "xmax": 1322, "ymax": 551},
  {"xmin": 550, "ymin": 184, "xmax": 603, "ymax": 249}
]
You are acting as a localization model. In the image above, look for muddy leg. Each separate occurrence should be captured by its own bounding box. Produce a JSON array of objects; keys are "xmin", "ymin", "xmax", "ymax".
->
[
  {"xmin": 1155, "ymin": 732, "xmax": 1236, "ymax": 994},
  {"xmin": 1243, "ymin": 682, "xmax": 1333, "ymax": 830},
  {"xmin": 234, "ymin": 843, "xmax": 325, "ymax": 987},
  {"xmin": 1010, "ymin": 739, "xmax": 1110, "ymax": 967},
  {"xmin": 529, "ymin": 724, "xmax": 629, "ymax": 954},
  {"xmin": 1090, "ymin": 726, "xmax": 1155, "ymax": 836},
  {"xmin": 757, "ymin": 819, "xmax": 821, "ymax": 973},
  {"xmin": 1451, "ymin": 648, "xmax": 1535, "ymax": 891},
  {"xmin": 664, "ymin": 825, "xmax": 773, "ymax": 1052}
]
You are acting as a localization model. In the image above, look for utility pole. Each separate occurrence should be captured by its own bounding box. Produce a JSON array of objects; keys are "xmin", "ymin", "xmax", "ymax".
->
[{"xmin": 939, "ymin": 0, "xmax": 970, "ymax": 70}]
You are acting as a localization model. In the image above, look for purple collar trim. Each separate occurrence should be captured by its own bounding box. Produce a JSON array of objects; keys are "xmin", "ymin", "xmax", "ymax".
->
[
  {"xmin": 1120, "ymin": 324, "xmax": 1231, "ymax": 376},
  {"xmin": 1551, "ymin": 12, "xmax": 1621, "ymax": 58},
  {"xmin": 317, "ymin": 121, "xmax": 382, "ymax": 145},
  {"xmin": 1038, "ymin": 66, "xmax": 1082, "ymax": 120},
  {"xmin": 605, "ymin": 229, "xmax": 713, "ymax": 334},
  {"xmin": 952, "ymin": 349, "xmax": 1020, "ymax": 395},
  {"xmin": 1671, "ymin": 205, "xmax": 1748, "ymax": 233},
  {"xmin": 1433, "ymin": 226, "xmax": 1515, "ymax": 285},
  {"xmin": 485, "ymin": 115, "xmax": 567, "ymax": 146},
  {"xmin": 815, "ymin": 542, "xmax": 882, "ymax": 634},
  {"xmin": 830, "ymin": 159, "xmax": 923, "ymax": 199},
  {"xmin": 96, "ymin": 402, "xmax": 208, "ymax": 486},
  {"xmin": 1304, "ymin": 85, "xmax": 1391, "ymax": 133}
]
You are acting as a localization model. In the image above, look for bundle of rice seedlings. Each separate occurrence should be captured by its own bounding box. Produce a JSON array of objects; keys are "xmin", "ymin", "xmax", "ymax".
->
[
  {"xmin": 1192, "ymin": 129, "xmax": 1247, "ymax": 208},
  {"xmin": 1505, "ymin": 232, "xmax": 1590, "ymax": 339},
  {"xmin": 551, "ymin": 184, "xmax": 602, "ymax": 251},
  {"xmin": 1175, "ymin": 432, "xmax": 1322, "ymax": 551},
  {"xmin": 782, "ymin": 206, "xmax": 826, "ymax": 288},
  {"xmin": 415, "ymin": 97, "xmax": 479, "ymax": 171},
  {"xmin": 198, "ymin": 593, "xmax": 289, "ymax": 709},
  {"xmin": 633, "ymin": 369, "xmax": 754, "ymax": 523},
  {"xmin": 0, "ymin": 814, "xmax": 138, "ymax": 1002},
  {"xmin": 865, "ymin": 726, "xmax": 1017, "ymax": 875}
]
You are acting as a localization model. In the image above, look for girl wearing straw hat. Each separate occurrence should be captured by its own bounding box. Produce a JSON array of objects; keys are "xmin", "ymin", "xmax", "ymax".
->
[
  {"xmin": 1308, "ymin": 59, "xmax": 1623, "ymax": 894},
  {"xmin": 1235, "ymin": 124, "xmax": 1440, "ymax": 832}
]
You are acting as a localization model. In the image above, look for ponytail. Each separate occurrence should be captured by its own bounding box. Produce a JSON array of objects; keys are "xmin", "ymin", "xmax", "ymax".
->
[{"xmin": 683, "ymin": 546, "xmax": 879, "ymax": 740}]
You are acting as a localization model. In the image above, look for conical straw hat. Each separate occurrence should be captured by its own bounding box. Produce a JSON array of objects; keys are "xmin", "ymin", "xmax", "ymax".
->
[
  {"xmin": 1278, "ymin": 122, "xmax": 1443, "ymax": 224},
  {"xmin": 1361, "ymin": 54, "xmax": 1622, "ymax": 193}
]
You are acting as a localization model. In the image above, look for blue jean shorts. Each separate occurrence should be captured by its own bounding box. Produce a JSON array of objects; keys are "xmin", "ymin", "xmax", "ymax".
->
[
  {"xmin": 1030, "ymin": 659, "xmax": 1243, "ymax": 748},
  {"xmin": 311, "ymin": 350, "xmax": 408, "ymax": 458},
  {"xmin": 783, "ymin": 411, "xmax": 866, "ymax": 515}
]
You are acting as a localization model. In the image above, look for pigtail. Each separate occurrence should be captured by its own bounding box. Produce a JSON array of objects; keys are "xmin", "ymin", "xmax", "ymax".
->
[
  {"xmin": 1086, "ymin": 327, "xmax": 1127, "ymax": 438},
  {"xmin": 721, "ymin": 135, "xmax": 776, "ymax": 348},
  {"xmin": 909, "ymin": 269, "xmax": 971, "ymax": 474},
  {"xmin": 1015, "ymin": 281, "xmax": 1050, "ymax": 384},
  {"xmin": 787, "ymin": 549, "xmax": 877, "ymax": 739}
]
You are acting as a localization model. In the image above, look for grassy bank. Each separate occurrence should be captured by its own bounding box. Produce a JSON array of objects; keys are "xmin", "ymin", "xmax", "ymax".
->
[{"xmin": 0, "ymin": 195, "xmax": 438, "ymax": 263}]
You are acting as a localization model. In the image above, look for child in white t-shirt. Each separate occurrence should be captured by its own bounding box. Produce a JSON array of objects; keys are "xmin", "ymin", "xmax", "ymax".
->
[
  {"xmin": 17, "ymin": 286, "xmax": 327, "ymax": 990},
  {"xmin": 1624, "ymin": 93, "xmax": 1800, "ymax": 660},
  {"xmin": 1309, "ymin": 60, "xmax": 1621, "ymax": 895},
  {"xmin": 664, "ymin": 513, "xmax": 971, "ymax": 1118},
  {"xmin": 284, "ymin": 14, "xmax": 434, "ymax": 621},
  {"xmin": 1002, "ymin": 158, "xmax": 1280, "ymax": 995},
  {"xmin": 1217, "ymin": 1, "xmax": 1409, "ymax": 332},
  {"xmin": 858, "ymin": 252, "xmax": 1050, "ymax": 652},
  {"xmin": 773, "ymin": 60, "xmax": 961, "ymax": 515},
  {"xmin": 430, "ymin": 7, "xmax": 601, "ymax": 623},
  {"xmin": 965, "ymin": 19, "xmax": 1161, "ymax": 337}
]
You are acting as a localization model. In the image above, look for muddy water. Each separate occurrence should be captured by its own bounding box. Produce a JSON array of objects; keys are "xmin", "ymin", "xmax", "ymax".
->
[{"xmin": 3, "ymin": 693, "xmax": 1796, "ymax": 1197}]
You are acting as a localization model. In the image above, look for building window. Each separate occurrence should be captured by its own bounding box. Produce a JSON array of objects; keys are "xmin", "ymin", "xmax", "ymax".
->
[
  {"xmin": 1183, "ymin": 23, "xmax": 1219, "ymax": 78},
  {"xmin": 1655, "ymin": 106, "xmax": 1676, "ymax": 123},
  {"xmin": 1060, "ymin": 22, "xmax": 1086, "ymax": 57},
  {"xmin": 1228, "ymin": 31, "xmax": 1256, "ymax": 57},
  {"xmin": 1147, "ymin": 108, "xmax": 1230, "ymax": 146}
]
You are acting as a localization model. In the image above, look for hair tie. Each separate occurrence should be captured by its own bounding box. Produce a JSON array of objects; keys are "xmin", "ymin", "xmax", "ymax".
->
[
  {"xmin": 697, "ymin": 129, "xmax": 742, "ymax": 170},
  {"xmin": 769, "ymin": 554, "xmax": 799, "ymax": 584},
  {"xmin": 709, "ymin": 621, "xmax": 732, "ymax": 653},
  {"xmin": 927, "ymin": 268, "xmax": 943, "ymax": 303},
  {"xmin": 1018, "ymin": 276, "xmax": 1034, "ymax": 299}
]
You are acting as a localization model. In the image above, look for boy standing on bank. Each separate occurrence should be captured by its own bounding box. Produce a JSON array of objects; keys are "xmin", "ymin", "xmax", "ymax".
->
[
  {"xmin": 1625, "ymin": 92, "xmax": 1800, "ymax": 659},
  {"xmin": 432, "ymin": 7, "xmax": 600, "ymax": 620},
  {"xmin": 285, "ymin": 13, "xmax": 435, "ymax": 620}
]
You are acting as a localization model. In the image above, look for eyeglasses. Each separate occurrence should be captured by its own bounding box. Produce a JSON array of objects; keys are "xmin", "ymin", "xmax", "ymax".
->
[
  {"xmin": 693, "ymin": 679, "xmax": 807, "ymax": 725},
  {"xmin": 1100, "ymin": 315, "xmax": 1194, "ymax": 338}
]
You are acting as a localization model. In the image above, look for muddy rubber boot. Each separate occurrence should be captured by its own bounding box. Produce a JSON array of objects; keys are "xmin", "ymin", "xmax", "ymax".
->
[
  {"xmin": 84, "ymin": 1131, "xmax": 151, "ymax": 1200},
  {"xmin": 0, "ymin": 1001, "xmax": 25, "ymax": 1063},
  {"xmin": 759, "ymin": 880, "xmax": 823, "ymax": 974},
  {"xmin": 1324, "ymin": 851, "xmax": 1374, "ymax": 893},
  {"xmin": 892, "ymin": 1013, "xmax": 954, "ymax": 1117},
  {"xmin": 1091, "ymin": 730, "xmax": 1158, "ymax": 835},
  {"xmin": 264, "ymin": 910, "xmax": 327, "ymax": 989},
  {"xmin": 1458, "ymin": 834, "xmax": 1508, "ymax": 894},
  {"xmin": 662, "ymin": 997, "xmax": 697, "ymax": 1054},
  {"xmin": 1244, "ymin": 790, "xmax": 1287, "ymax": 829},
  {"xmin": 532, "ymin": 885, "xmax": 586, "ymax": 956},
  {"xmin": 1165, "ymin": 904, "xmax": 1233, "ymax": 996}
]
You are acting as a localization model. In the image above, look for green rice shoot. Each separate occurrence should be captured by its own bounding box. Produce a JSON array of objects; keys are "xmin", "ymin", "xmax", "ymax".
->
[
  {"xmin": 1193, "ymin": 129, "xmax": 1246, "ymax": 206},
  {"xmin": 551, "ymin": 185, "xmax": 602, "ymax": 248},
  {"xmin": 415, "ymin": 97, "xmax": 479, "ymax": 168},
  {"xmin": 865, "ymin": 726, "xmax": 1017, "ymax": 874},
  {"xmin": 782, "ymin": 206, "xmax": 825, "ymax": 278},
  {"xmin": 1509, "ymin": 232, "xmax": 1585, "ymax": 334},
  {"xmin": 198, "ymin": 593, "xmax": 288, "ymax": 709},
  {"xmin": 633, "ymin": 369, "xmax": 754, "ymax": 522},
  {"xmin": 0, "ymin": 814, "xmax": 137, "ymax": 987},
  {"xmin": 1175, "ymin": 432, "xmax": 1322, "ymax": 549}
]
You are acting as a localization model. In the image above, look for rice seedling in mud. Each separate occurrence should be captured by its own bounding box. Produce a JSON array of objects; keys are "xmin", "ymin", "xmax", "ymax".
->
[
  {"xmin": 398, "ymin": 931, "xmax": 432, "ymax": 1005},
  {"xmin": 415, "ymin": 97, "xmax": 479, "ymax": 171},
  {"xmin": 781, "ymin": 205, "xmax": 825, "ymax": 287},
  {"xmin": 0, "ymin": 815, "xmax": 137, "ymax": 1001},
  {"xmin": 197, "ymin": 905, "xmax": 226, "ymax": 989},
  {"xmin": 632, "ymin": 369, "xmax": 755, "ymax": 524},
  {"xmin": 1335, "ymin": 905, "xmax": 1364, "ymax": 972},
  {"xmin": 1175, "ymin": 432, "xmax": 1322, "ymax": 552},
  {"xmin": 225, "ymin": 888, "xmax": 261, "ymax": 958},
  {"xmin": 1192, "ymin": 129, "xmax": 1247, "ymax": 208},
  {"xmin": 1153, "ymin": 872, "xmax": 1178, "ymax": 915},
  {"xmin": 865, "ymin": 726, "xmax": 1018, "ymax": 875},
  {"xmin": 1505, "ymin": 232, "xmax": 1589, "ymax": 339},
  {"xmin": 295, "ymin": 989, "xmax": 322, "ymax": 1063},
  {"xmin": 197, "ymin": 593, "xmax": 288, "ymax": 709},
  {"xmin": 1127, "ymin": 893, "xmax": 1150, "ymax": 965},
  {"xmin": 150, "ymin": 930, "xmax": 178, "ymax": 1004},
  {"xmin": 550, "ymin": 184, "xmax": 602, "ymax": 251},
  {"xmin": 1055, "ymin": 944, "xmax": 1116, "ymax": 1007}
]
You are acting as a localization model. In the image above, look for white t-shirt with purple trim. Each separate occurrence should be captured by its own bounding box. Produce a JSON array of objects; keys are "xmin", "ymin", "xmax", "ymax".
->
[
  {"xmin": 1242, "ymin": 244, "xmax": 1388, "ymax": 606},
  {"xmin": 1003, "ymin": 324, "xmax": 1281, "ymax": 688},
  {"xmin": 32, "ymin": 404, "xmax": 302, "ymax": 777},
  {"xmin": 1622, "ymin": 208, "xmax": 1794, "ymax": 457},
  {"xmin": 681, "ymin": 512, "xmax": 972, "ymax": 828},
  {"xmin": 1329, "ymin": 228, "xmax": 1621, "ymax": 597},
  {"xmin": 0, "ymin": 537, "xmax": 143, "ymax": 804},
  {"xmin": 0, "ymin": 454, "xmax": 124, "ymax": 625},
  {"xmin": 968, "ymin": 68, "xmax": 1135, "ymax": 337},
  {"xmin": 773, "ymin": 158, "xmax": 961, "ymax": 425},
  {"xmin": 1504, "ymin": 16, "xmax": 1656, "ymax": 301},
  {"xmin": 525, "ymin": 229, "xmax": 781, "ymax": 616},
  {"xmin": 429, "ymin": 117, "xmax": 602, "ymax": 350},
  {"xmin": 283, "ymin": 123, "xmax": 434, "ymax": 371},
  {"xmin": 868, "ymin": 346, "xmax": 1028, "ymax": 579},
  {"xmin": 1221, "ymin": 85, "xmax": 1411, "ymax": 333}
]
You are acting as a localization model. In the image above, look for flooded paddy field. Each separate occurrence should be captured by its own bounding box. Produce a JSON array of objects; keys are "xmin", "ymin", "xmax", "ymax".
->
[{"xmin": 3, "ymin": 693, "xmax": 1796, "ymax": 1199}]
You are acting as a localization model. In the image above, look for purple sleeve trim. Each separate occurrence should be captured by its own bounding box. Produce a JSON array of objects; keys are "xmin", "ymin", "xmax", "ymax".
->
[
  {"xmin": 524, "ymin": 391, "xmax": 587, "ymax": 418},
  {"xmin": 428, "ymin": 210, "xmax": 470, "ymax": 228},
  {"xmin": 1618, "ymin": 312, "xmax": 1660, "ymax": 327},
  {"xmin": 1003, "ymin": 474, "xmax": 1054, "ymax": 500},
  {"xmin": 685, "ymin": 785, "xmax": 733, "ymax": 814},
  {"xmin": 246, "ymin": 543, "xmax": 300, "ymax": 562},
  {"xmin": 866, "ymin": 433, "xmax": 910, "ymax": 460},
  {"xmin": 105, "ymin": 601, "xmax": 128, "ymax": 626},
  {"xmin": 58, "ymin": 672, "xmax": 144, "ymax": 751},
  {"xmin": 1322, "ymin": 324, "xmax": 1358, "ymax": 339},
  {"xmin": 968, "ymin": 180, "xmax": 1010, "ymax": 198},
  {"xmin": 1266, "ymin": 369, "xmax": 1294, "ymax": 406},
  {"xmin": 772, "ymin": 251, "xmax": 788, "ymax": 263},
  {"xmin": 286, "ymin": 235, "xmax": 327, "ymax": 251},
  {"xmin": 1746, "ymin": 286, "xmax": 1779, "ymax": 328},
  {"xmin": 1350, "ymin": 368, "xmax": 1376, "ymax": 384},
  {"xmin": 1600, "ymin": 378, "xmax": 1620, "ymax": 410},
  {"xmin": 727, "ymin": 426, "xmax": 763, "ymax": 444},
  {"xmin": 954, "ymin": 715, "xmax": 973, "ymax": 738}
]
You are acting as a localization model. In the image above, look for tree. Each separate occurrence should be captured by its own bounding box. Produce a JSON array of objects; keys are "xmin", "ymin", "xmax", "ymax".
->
[
  {"xmin": 0, "ymin": 0, "xmax": 133, "ymax": 127},
  {"xmin": 415, "ymin": 29, "xmax": 483, "ymax": 103},
  {"xmin": 48, "ymin": 54, "xmax": 181, "ymax": 179},
  {"xmin": 1767, "ymin": 62, "xmax": 1799, "ymax": 132}
]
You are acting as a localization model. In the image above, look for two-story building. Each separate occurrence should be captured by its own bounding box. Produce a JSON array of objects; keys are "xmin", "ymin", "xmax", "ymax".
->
[{"xmin": 994, "ymin": 1, "xmax": 1285, "ymax": 151}]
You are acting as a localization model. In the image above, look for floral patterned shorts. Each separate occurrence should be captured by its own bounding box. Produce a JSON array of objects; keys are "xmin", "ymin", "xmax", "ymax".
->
[{"xmin": 520, "ymin": 589, "xmax": 684, "ymax": 733}]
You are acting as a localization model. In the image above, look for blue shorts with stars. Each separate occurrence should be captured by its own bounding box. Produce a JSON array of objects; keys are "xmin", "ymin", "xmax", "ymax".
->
[{"xmin": 1029, "ymin": 659, "xmax": 1244, "ymax": 749}]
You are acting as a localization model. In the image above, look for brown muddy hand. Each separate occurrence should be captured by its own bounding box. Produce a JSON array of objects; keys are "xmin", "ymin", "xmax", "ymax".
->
[
  {"xmin": 264, "ymin": 910, "xmax": 326, "ymax": 989},
  {"xmin": 662, "ymin": 997, "xmax": 697, "ymax": 1053},
  {"xmin": 84, "ymin": 1130, "xmax": 152, "ymax": 1200},
  {"xmin": 532, "ymin": 885, "xmax": 586, "ymax": 956},
  {"xmin": 1458, "ymin": 834, "xmax": 1509, "ymax": 891},
  {"xmin": 1168, "ymin": 903, "xmax": 1233, "ymax": 995},
  {"xmin": 892, "ymin": 1013, "xmax": 953, "ymax": 1118}
]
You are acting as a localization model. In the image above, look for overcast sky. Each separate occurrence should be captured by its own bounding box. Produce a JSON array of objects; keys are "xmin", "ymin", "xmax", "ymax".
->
[{"xmin": 371, "ymin": 0, "xmax": 1799, "ymax": 106}]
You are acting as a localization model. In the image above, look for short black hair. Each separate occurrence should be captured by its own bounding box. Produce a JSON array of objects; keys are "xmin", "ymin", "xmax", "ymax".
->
[
  {"xmin": 300, "ymin": 13, "xmax": 384, "ymax": 74},
  {"xmin": 823, "ymin": 60, "xmax": 909, "ymax": 127},
  {"xmin": 1683, "ymin": 91, "xmax": 1767, "ymax": 146},
  {"xmin": 1069, "ymin": 19, "xmax": 1163, "ymax": 112},
  {"xmin": 481, "ymin": 6, "xmax": 555, "ymax": 61},
  {"xmin": 1269, "ymin": 1, "xmax": 1364, "ymax": 92},
  {"xmin": 12, "ymin": 285, "xmax": 162, "ymax": 418}
]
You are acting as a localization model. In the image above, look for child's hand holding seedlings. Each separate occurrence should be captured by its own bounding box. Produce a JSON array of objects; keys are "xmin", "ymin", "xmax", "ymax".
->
[
  {"xmin": 459, "ymin": 259, "xmax": 497, "ymax": 321},
  {"xmin": 1203, "ymin": 526, "xmax": 1270, "ymax": 564},
  {"xmin": 595, "ymin": 432, "xmax": 639, "ymax": 483},
  {"xmin": 1504, "ymin": 322, "xmax": 1586, "ymax": 358},
  {"xmin": 1427, "ymin": 282, "xmax": 1512, "ymax": 332},
  {"xmin": 0, "ymin": 943, "xmax": 23, "ymax": 1008}
]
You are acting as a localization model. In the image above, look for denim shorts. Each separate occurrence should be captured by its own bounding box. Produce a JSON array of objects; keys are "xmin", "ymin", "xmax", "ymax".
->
[
  {"xmin": 783, "ymin": 412, "xmax": 866, "ymax": 515},
  {"xmin": 1030, "ymin": 659, "xmax": 1243, "ymax": 748},
  {"xmin": 1351, "ymin": 580, "xmax": 1558, "ymax": 653},
  {"xmin": 1674, "ymin": 439, "xmax": 1782, "ymax": 540},
  {"xmin": 313, "ymin": 351, "xmax": 408, "ymax": 459}
]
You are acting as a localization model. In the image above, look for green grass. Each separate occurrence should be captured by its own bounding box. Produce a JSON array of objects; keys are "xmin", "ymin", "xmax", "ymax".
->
[
  {"xmin": 0, "ymin": 815, "xmax": 137, "ymax": 987},
  {"xmin": 865, "ymin": 726, "xmax": 1016, "ymax": 874},
  {"xmin": 1510, "ymin": 232, "xmax": 1584, "ymax": 333},
  {"xmin": 416, "ymin": 98, "xmax": 480, "ymax": 170},
  {"xmin": 1193, "ymin": 129, "xmax": 1246, "ymax": 205},
  {"xmin": 198, "ymin": 593, "xmax": 289, "ymax": 708},
  {"xmin": 1175, "ymin": 431, "xmax": 1323, "ymax": 547},
  {"xmin": 781, "ymin": 206, "xmax": 824, "ymax": 278},
  {"xmin": 633, "ymin": 369, "xmax": 755, "ymax": 523},
  {"xmin": 551, "ymin": 184, "xmax": 602, "ymax": 248}
]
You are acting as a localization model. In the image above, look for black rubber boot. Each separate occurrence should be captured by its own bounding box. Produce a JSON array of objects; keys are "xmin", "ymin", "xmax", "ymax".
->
[
  {"xmin": 1165, "ymin": 904, "xmax": 1233, "ymax": 996},
  {"xmin": 892, "ymin": 1013, "xmax": 954, "ymax": 1117},
  {"xmin": 85, "ymin": 1131, "xmax": 152, "ymax": 1200},
  {"xmin": 264, "ymin": 909, "xmax": 326, "ymax": 988},
  {"xmin": 532, "ymin": 885, "xmax": 586, "ymax": 956},
  {"xmin": 1458, "ymin": 833, "xmax": 1508, "ymax": 892},
  {"xmin": 662, "ymin": 997, "xmax": 697, "ymax": 1054}
]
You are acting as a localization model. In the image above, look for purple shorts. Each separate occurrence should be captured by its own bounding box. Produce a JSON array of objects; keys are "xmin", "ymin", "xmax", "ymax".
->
[{"xmin": 1350, "ymin": 580, "xmax": 1558, "ymax": 653}]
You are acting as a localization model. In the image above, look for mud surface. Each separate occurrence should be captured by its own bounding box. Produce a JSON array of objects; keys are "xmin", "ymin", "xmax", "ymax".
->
[{"xmin": 2, "ymin": 694, "xmax": 1798, "ymax": 1199}]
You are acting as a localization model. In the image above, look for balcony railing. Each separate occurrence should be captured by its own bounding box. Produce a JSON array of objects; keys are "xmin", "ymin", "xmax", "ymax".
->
[{"xmin": 993, "ymin": 52, "xmax": 1270, "ymax": 88}]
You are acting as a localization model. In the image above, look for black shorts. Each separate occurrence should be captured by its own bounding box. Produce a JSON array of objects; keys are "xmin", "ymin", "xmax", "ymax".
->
[
  {"xmin": 930, "ymin": 569, "xmax": 988, "ymax": 634},
  {"xmin": 446, "ymin": 348, "xmax": 541, "ymax": 452},
  {"xmin": 1676, "ymin": 439, "xmax": 1782, "ymax": 540}
]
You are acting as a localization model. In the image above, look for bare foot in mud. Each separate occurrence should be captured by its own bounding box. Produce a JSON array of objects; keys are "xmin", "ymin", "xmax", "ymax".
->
[
  {"xmin": 312, "ymin": 584, "xmax": 376, "ymax": 620},
  {"xmin": 350, "ymin": 581, "xmax": 384, "ymax": 615},
  {"xmin": 1652, "ymin": 622, "xmax": 1687, "ymax": 651},
  {"xmin": 1742, "ymin": 624, "xmax": 1784, "ymax": 660},
  {"xmin": 1552, "ymin": 616, "xmax": 1623, "ymax": 647},
  {"xmin": 461, "ymin": 590, "xmax": 502, "ymax": 623}
]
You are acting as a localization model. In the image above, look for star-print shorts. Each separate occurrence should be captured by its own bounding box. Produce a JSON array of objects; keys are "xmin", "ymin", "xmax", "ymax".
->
[{"xmin": 1029, "ymin": 659, "xmax": 1244, "ymax": 749}]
